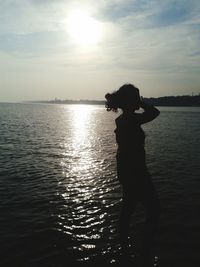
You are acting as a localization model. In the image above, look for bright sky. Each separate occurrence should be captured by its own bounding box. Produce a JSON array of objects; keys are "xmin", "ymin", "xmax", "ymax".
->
[{"xmin": 0, "ymin": 0, "xmax": 200, "ymax": 102}]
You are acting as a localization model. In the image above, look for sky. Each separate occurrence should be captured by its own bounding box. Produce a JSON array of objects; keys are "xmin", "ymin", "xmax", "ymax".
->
[{"xmin": 0, "ymin": 0, "xmax": 200, "ymax": 102}]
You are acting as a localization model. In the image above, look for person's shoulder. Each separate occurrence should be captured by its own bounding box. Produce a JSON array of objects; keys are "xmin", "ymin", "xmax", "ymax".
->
[
  {"xmin": 132, "ymin": 112, "xmax": 141, "ymax": 119},
  {"xmin": 127, "ymin": 113, "xmax": 140, "ymax": 122},
  {"xmin": 115, "ymin": 114, "xmax": 123, "ymax": 123},
  {"xmin": 115, "ymin": 114, "xmax": 125, "ymax": 127}
]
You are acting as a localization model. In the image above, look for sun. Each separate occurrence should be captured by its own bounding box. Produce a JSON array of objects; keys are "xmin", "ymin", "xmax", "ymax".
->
[{"xmin": 66, "ymin": 10, "xmax": 102, "ymax": 46}]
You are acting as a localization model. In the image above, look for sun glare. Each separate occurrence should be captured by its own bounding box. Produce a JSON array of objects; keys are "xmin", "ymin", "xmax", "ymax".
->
[{"xmin": 66, "ymin": 10, "xmax": 102, "ymax": 46}]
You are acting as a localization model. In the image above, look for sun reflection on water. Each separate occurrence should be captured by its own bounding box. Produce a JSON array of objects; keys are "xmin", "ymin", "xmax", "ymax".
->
[
  {"xmin": 71, "ymin": 105, "xmax": 91, "ymax": 148},
  {"xmin": 60, "ymin": 105, "xmax": 94, "ymax": 177},
  {"xmin": 69, "ymin": 105, "xmax": 95, "ymax": 178},
  {"xmin": 55, "ymin": 105, "xmax": 121, "ymax": 262},
  {"xmin": 60, "ymin": 105, "xmax": 102, "ymax": 208}
]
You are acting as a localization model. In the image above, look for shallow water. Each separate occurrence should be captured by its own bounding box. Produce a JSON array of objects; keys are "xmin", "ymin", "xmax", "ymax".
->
[{"xmin": 0, "ymin": 103, "xmax": 200, "ymax": 266}]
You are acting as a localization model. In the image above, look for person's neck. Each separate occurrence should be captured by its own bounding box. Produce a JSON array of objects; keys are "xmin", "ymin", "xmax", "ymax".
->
[{"xmin": 122, "ymin": 108, "xmax": 135, "ymax": 115}]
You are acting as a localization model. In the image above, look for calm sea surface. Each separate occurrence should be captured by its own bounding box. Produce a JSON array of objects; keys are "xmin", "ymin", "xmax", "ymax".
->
[{"xmin": 0, "ymin": 103, "xmax": 200, "ymax": 267}]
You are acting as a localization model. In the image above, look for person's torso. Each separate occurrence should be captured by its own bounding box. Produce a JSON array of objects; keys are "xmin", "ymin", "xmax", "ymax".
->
[{"xmin": 115, "ymin": 113, "xmax": 146, "ymax": 165}]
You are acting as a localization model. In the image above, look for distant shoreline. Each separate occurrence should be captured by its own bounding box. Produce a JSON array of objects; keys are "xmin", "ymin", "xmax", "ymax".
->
[
  {"xmin": 27, "ymin": 94, "xmax": 200, "ymax": 107},
  {"xmin": 1, "ymin": 94, "xmax": 200, "ymax": 107}
]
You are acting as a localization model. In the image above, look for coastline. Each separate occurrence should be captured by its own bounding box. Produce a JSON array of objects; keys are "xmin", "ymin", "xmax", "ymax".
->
[{"xmin": 22, "ymin": 94, "xmax": 200, "ymax": 107}]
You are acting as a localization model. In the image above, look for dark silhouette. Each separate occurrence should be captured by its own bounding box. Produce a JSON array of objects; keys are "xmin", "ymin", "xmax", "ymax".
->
[
  {"xmin": 105, "ymin": 84, "xmax": 161, "ymax": 265},
  {"xmin": 143, "ymin": 94, "xmax": 200, "ymax": 107}
]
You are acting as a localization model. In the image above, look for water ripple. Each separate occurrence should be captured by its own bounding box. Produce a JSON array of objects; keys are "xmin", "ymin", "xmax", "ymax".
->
[{"xmin": 0, "ymin": 104, "xmax": 200, "ymax": 266}]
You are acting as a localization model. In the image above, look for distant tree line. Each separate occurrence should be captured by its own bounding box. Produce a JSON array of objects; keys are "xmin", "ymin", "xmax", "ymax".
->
[
  {"xmin": 143, "ymin": 95, "xmax": 200, "ymax": 107},
  {"xmin": 35, "ymin": 94, "xmax": 200, "ymax": 107}
]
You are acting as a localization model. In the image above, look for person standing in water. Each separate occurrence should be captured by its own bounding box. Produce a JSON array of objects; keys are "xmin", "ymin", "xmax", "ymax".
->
[{"xmin": 105, "ymin": 84, "xmax": 161, "ymax": 264}]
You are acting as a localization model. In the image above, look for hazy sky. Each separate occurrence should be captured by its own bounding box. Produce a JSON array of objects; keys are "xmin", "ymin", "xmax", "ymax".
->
[{"xmin": 0, "ymin": 0, "xmax": 200, "ymax": 102}]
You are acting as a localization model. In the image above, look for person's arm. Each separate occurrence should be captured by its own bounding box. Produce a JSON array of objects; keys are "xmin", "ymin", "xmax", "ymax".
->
[{"xmin": 136, "ymin": 99, "xmax": 160, "ymax": 124}]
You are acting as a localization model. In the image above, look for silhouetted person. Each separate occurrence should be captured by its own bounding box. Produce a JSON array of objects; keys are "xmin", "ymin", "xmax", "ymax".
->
[{"xmin": 105, "ymin": 84, "xmax": 161, "ymax": 265}]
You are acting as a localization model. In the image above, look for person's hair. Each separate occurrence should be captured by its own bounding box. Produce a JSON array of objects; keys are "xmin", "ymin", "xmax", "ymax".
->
[{"xmin": 105, "ymin": 83, "xmax": 140, "ymax": 112}]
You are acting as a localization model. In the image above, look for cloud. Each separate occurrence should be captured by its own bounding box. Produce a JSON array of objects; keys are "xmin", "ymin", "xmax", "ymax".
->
[
  {"xmin": 0, "ymin": 0, "xmax": 64, "ymax": 35},
  {"xmin": 94, "ymin": 0, "xmax": 200, "ymax": 72},
  {"xmin": 0, "ymin": 0, "xmax": 200, "ymax": 100}
]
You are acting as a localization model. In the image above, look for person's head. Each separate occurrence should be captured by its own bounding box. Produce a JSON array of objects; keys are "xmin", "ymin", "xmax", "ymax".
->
[{"xmin": 105, "ymin": 83, "xmax": 141, "ymax": 112}]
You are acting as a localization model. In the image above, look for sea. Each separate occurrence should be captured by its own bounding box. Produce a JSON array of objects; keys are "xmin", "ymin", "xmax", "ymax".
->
[{"xmin": 0, "ymin": 103, "xmax": 200, "ymax": 267}]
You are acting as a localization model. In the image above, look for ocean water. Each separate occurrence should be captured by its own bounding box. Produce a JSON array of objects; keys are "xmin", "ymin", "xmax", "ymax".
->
[{"xmin": 0, "ymin": 103, "xmax": 200, "ymax": 267}]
